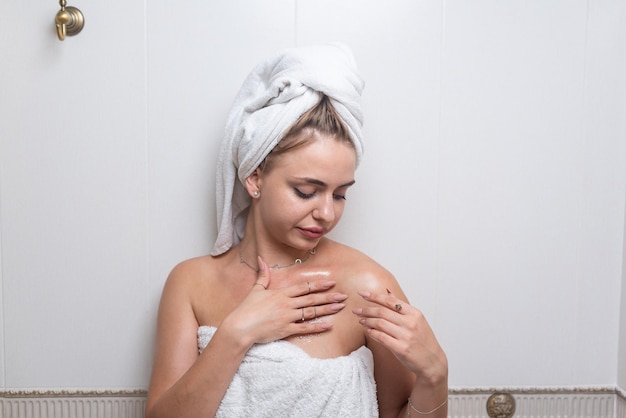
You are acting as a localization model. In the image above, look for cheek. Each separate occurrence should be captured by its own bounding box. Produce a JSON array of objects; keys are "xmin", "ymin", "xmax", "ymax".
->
[
  {"xmin": 259, "ymin": 190, "xmax": 304, "ymax": 222},
  {"xmin": 334, "ymin": 203, "xmax": 346, "ymax": 222},
  {"xmin": 336, "ymin": 202, "xmax": 346, "ymax": 218}
]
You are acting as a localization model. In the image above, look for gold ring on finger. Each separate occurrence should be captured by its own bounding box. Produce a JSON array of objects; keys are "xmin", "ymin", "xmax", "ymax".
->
[
  {"xmin": 313, "ymin": 306, "xmax": 317, "ymax": 319},
  {"xmin": 300, "ymin": 307, "xmax": 305, "ymax": 322},
  {"xmin": 307, "ymin": 281, "xmax": 311, "ymax": 294}
]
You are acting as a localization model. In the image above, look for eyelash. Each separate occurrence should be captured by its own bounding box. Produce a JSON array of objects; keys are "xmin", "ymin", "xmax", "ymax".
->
[{"xmin": 294, "ymin": 188, "xmax": 346, "ymax": 201}]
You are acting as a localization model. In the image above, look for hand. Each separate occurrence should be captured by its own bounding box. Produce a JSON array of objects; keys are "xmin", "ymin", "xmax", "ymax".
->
[
  {"xmin": 224, "ymin": 256, "xmax": 348, "ymax": 345},
  {"xmin": 352, "ymin": 288, "xmax": 447, "ymax": 381}
]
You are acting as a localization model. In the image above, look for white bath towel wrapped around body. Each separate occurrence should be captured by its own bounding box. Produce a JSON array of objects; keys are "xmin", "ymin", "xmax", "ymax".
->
[{"xmin": 198, "ymin": 326, "xmax": 378, "ymax": 417}]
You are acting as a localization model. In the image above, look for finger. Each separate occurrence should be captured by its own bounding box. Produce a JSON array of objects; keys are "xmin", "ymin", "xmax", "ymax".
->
[
  {"xmin": 296, "ymin": 302, "xmax": 345, "ymax": 322},
  {"xmin": 295, "ymin": 307, "xmax": 306, "ymax": 323},
  {"xmin": 296, "ymin": 305, "xmax": 322, "ymax": 322},
  {"xmin": 293, "ymin": 321, "xmax": 334, "ymax": 335},
  {"xmin": 360, "ymin": 323, "xmax": 406, "ymax": 353},
  {"xmin": 314, "ymin": 301, "xmax": 346, "ymax": 317},
  {"xmin": 358, "ymin": 290, "xmax": 407, "ymax": 314},
  {"xmin": 285, "ymin": 279, "xmax": 337, "ymax": 297},
  {"xmin": 358, "ymin": 313, "xmax": 442, "ymax": 370},
  {"xmin": 386, "ymin": 288, "xmax": 406, "ymax": 312},
  {"xmin": 357, "ymin": 314, "xmax": 403, "ymax": 336},
  {"xmin": 353, "ymin": 304, "xmax": 405, "ymax": 330},
  {"xmin": 293, "ymin": 290, "xmax": 348, "ymax": 310},
  {"xmin": 253, "ymin": 256, "xmax": 271, "ymax": 290}
]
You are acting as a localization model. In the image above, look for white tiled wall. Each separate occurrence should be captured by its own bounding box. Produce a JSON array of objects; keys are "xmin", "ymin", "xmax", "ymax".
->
[{"xmin": 0, "ymin": 0, "xmax": 625, "ymax": 393}]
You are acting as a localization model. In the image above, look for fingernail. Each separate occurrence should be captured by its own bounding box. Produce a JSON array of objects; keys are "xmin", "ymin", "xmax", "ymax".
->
[
  {"xmin": 358, "ymin": 291, "xmax": 371, "ymax": 299},
  {"xmin": 319, "ymin": 322, "xmax": 333, "ymax": 330},
  {"xmin": 257, "ymin": 256, "xmax": 267, "ymax": 271},
  {"xmin": 333, "ymin": 293, "xmax": 348, "ymax": 301},
  {"xmin": 330, "ymin": 303, "xmax": 345, "ymax": 312},
  {"xmin": 320, "ymin": 280, "xmax": 336, "ymax": 287},
  {"xmin": 352, "ymin": 308, "xmax": 363, "ymax": 315}
]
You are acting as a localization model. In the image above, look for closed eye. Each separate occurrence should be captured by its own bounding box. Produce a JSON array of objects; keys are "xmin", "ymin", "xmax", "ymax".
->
[
  {"xmin": 294, "ymin": 188, "xmax": 315, "ymax": 199},
  {"xmin": 294, "ymin": 188, "xmax": 347, "ymax": 201},
  {"xmin": 292, "ymin": 178, "xmax": 355, "ymax": 201}
]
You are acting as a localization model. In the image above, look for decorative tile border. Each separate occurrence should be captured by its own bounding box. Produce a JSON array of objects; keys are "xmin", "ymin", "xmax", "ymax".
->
[
  {"xmin": 617, "ymin": 389, "xmax": 626, "ymax": 418},
  {"xmin": 1, "ymin": 389, "xmax": 147, "ymax": 398},
  {"xmin": 448, "ymin": 387, "xmax": 622, "ymax": 418},
  {"xmin": 0, "ymin": 386, "xmax": 624, "ymax": 417},
  {"xmin": 1, "ymin": 390, "xmax": 147, "ymax": 418}
]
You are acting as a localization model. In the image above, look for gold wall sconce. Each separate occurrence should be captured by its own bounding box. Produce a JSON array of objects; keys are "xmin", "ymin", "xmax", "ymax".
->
[{"xmin": 55, "ymin": 0, "xmax": 84, "ymax": 41}]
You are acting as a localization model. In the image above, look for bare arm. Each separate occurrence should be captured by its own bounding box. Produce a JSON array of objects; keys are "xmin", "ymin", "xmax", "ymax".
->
[
  {"xmin": 354, "ymin": 281, "xmax": 448, "ymax": 418},
  {"xmin": 145, "ymin": 261, "xmax": 251, "ymax": 418}
]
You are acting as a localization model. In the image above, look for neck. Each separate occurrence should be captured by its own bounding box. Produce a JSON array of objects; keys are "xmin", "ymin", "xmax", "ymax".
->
[
  {"xmin": 237, "ymin": 241, "xmax": 318, "ymax": 272},
  {"xmin": 240, "ymin": 209, "xmax": 320, "ymax": 271}
]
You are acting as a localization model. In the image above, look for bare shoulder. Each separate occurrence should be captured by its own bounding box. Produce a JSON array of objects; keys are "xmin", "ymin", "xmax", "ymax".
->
[
  {"xmin": 322, "ymin": 239, "xmax": 402, "ymax": 295},
  {"xmin": 165, "ymin": 255, "xmax": 216, "ymax": 288},
  {"xmin": 164, "ymin": 251, "xmax": 234, "ymax": 295},
  {"xmin": 158, "ymin": 254, "xmax": 224, "ymax": 322},
  {"xmin": 162, "ymin": 252, "xmax": 244, "ymax": 327}
]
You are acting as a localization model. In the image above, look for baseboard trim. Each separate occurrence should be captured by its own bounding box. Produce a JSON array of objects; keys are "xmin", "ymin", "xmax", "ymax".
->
[
  {"xmin": 0, "ymin": 389, "xmax": 147, "ymax": 398},
  {"xmin": 450, "ymin": 386, "xmax": 622, "ymax": 395},
  {"xmin": 1, "ymin": 386, "xmax": 624, "ymax": 417},
  {"xmin": 1, "ymin": 390, "xmax": 147, "ymax": 418},
  {"xmin": 448, "ymin": 386, "xmax": 621, "ymax": 418}
]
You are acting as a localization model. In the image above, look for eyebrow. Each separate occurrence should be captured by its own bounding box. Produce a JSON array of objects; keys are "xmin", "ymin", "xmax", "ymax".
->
[{"xmin": 299, "ymin": 177, "xmax": 356, "ymax": 188}]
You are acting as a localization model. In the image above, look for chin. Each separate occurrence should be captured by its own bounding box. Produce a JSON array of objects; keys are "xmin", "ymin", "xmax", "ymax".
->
[{"xmin": 291, "ymin": 237, "xmax": 322, "ymax": 251}]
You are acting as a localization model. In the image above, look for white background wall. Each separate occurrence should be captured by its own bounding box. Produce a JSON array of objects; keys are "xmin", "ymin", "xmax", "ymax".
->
[{"xmin": 1, "ymin": 0, "xmax": 625, "ymax": 392}]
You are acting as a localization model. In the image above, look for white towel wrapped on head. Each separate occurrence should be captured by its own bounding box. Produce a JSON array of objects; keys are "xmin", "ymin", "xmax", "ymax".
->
[{"xmin": 211, "ymin": 43, "xmax": 365, "ymax": 256}]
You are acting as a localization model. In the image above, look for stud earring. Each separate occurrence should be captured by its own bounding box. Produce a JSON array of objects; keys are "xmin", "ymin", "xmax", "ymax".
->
[{"xmin": 253, "ymin": 191, "xmax": 259, "ymax": 197}]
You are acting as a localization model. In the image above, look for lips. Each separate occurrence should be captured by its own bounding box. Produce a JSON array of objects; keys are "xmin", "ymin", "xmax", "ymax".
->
[{"xmin": 298, "ymin": 227, "xmax": 326, "ymax": 239}]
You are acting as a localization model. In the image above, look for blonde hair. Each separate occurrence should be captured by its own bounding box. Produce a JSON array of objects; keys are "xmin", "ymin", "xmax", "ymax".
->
[{"xmin": 259, "ymin": 95, "xmax": 354, "ymax": 172}]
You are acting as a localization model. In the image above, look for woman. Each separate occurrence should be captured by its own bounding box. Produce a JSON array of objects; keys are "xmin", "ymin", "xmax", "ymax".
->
[{"xmin": 146, "ymin": 43, "xmax": 448, "ymax": 418}]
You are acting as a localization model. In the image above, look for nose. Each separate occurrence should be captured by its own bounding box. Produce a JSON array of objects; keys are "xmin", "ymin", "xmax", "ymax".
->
[{"xmin": 313, "ymin": 194, "xmax": 335, "ymax": 223}]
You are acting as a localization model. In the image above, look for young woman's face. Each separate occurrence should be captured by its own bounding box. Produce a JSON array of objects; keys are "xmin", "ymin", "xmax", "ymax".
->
[{"xmin": 252, "ymin": 133, "xmax": 357, "ymax": 250}]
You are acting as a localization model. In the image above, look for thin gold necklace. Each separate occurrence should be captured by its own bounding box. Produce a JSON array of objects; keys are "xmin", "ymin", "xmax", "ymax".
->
[{"xmin": 239, "ymin": 247, "xmax": 317, "ymax": 272}]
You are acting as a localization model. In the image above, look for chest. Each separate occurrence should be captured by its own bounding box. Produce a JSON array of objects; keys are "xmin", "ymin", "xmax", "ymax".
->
[{"xmin": 193, "ymin": 277, "xmax": 366, "ymax": 359}]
